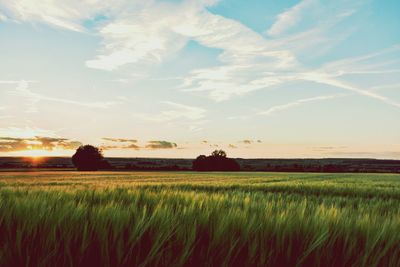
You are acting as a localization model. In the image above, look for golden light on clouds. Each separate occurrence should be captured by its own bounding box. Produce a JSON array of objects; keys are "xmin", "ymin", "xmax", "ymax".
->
[
  {"xmin": 8, "ymin": 149, "xmax": 74, "ymax": 158},
  {"xmin": 0, "ymin": 128, "xmax": 82, "ymax": 156}
]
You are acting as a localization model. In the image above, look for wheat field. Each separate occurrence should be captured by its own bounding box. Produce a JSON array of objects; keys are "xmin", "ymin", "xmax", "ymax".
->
[{"xmin": 0, "ymin": 171, "xmax": 399, "ymax": 266}]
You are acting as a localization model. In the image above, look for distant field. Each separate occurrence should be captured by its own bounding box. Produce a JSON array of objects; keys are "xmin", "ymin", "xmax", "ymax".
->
[
  {"xmin": 1, "ymin": 157, "xmax": 400, "ymax": 172},
  {"xmin": 0, "ymin": 172, "xmax": 399, "ymax": 266}
]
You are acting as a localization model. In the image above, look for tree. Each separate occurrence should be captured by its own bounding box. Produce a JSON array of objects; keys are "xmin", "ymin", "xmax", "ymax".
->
[
  {"xmin": 211, "ymin": 150, "xmax": 227, "ymax": 158},
  {"xmin": 192, "ymin": 150, "xmax": 240, "ymax": 171},
  {"xmin": 71, "ymin": 145, "xmax": 109, "ymax": 171}
]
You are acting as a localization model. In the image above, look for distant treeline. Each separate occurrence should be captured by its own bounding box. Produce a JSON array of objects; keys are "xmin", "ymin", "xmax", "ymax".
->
[
  {"xmin": 237, "ymin": 158, "xmax": 400, "ymax": 173},
  {"xmin": 0, "ymin": 157, "xmax": 399, "ymax": 173}
]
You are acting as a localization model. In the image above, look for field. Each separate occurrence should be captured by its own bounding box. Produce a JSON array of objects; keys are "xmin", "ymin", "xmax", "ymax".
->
[
  {"xmin": 1, "ymin": 156, "xmax": 400, "ymax": 173},
  {"xmin": 0, "ymin": 172, "xmax": 399, "ymax": 266}
]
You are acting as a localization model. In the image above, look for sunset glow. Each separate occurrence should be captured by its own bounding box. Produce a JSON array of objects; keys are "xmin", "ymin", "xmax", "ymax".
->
[{"xmin": 8, "ymin": 149, "xmax": 71, "ymax": 158}]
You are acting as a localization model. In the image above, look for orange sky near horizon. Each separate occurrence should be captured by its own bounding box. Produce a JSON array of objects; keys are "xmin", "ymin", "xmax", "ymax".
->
[{"xmin": 4, "ymin": 142, "xmax": 400, "ymax": 160}]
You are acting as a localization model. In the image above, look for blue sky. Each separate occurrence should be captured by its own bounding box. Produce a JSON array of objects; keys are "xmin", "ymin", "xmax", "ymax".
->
[{"xmin": 0, "ymin": 0, "xmax": 399, "ymax": 158}]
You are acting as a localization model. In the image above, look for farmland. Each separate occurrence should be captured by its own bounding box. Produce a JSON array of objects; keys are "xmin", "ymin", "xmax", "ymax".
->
[
  {"xmin": 1, "ymin": 157, "xmax": 400, "ymax": 172},
  {"xmin": 0, "ymin": 171, "xmax": 399, "ymax": 266}
]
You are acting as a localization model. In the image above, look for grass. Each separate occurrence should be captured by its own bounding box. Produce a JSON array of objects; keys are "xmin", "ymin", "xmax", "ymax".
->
[{"xmin": 0, "ymin": 171, "xmax": 399, "ymax": 266}]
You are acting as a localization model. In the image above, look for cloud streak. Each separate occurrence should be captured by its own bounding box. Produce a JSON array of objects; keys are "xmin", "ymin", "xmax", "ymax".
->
[
  {"xmin": 10, "ymin": 80, "xmax": 119, "ymax": 112},
  {"xmin": 267, "ymin": 0, "xmax": 315, "ymax": 36},
  {"xmin": 145, "ymin": 141, "xmax": 177, "ymax": 149},
  {"xmin": 299, "ymin": 71, "xmax": 400, "ymax": 109},
  {"xmin": 258, "ymin": 94, "xmax": 345, "ymax": 116},
  {"xmin": 0, "ymin": 136, "xmax": 81, "ymax": 152},
  {"xmin": 102, "ymin": 138, "xmax": 137, "ymax": 143},
  {"xmin": 3, "ymin": 1, "xmax": 397, "ymax": 108},
  {"xmin": 0, "ymin": 0, "xmax": 126, "ymax": 32},
  {"xmin": 100, "ymin": 137, "xmax": 139, "ymax": 150},
  {"xmin": 133, "ymin": 101, "xmax": 207, "ymax": 132},
  {"xmin": 100, "ymin": 138, "xmax": 179, "ymax": 150}
]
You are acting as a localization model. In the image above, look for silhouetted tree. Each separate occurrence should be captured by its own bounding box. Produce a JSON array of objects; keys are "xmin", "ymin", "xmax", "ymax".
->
[
  {"xmin": 192, "ymin": 150, "xmax": 240, "ymax": 171},
  {"xmin": 211, "ymin": 150, "xmax": 227, "ymax": 158},
  {"xmin": 72, "ymin": 145, "xmax": 109, "ymax": 171}
]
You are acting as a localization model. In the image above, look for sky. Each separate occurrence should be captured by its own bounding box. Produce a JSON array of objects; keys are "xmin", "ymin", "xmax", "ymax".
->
[{"xmin": 0, "ymin": 0, "xmax": 399, "ymax": 159}]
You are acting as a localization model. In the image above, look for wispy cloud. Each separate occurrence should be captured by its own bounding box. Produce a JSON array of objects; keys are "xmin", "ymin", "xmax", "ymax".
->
[
  {"xmin": 134, "ymin": 101, "xmax": 206, "ymax": 131},
  {"xmin": 178, "ymin": 8, "xmax": 299, "ymax": 101},
  {"xmin": 0, "ymin": 127, "xmax": 57, "ymax": 139},
  {"xmin": 9, "ymin": 80, "xmax": 119, "ymax": 112},
  {"xmin": 22, "ymin": 0, "xmax": 297, "ymax": 101},
  {"xmin": 304, "ymin": 76, "xmax": 400, "ymax": 109},
  {"xmin": 86, "ymin": 2, "xmax": 186, "ymax": 71},
  {"xmin": 179, "ymin": 1, "xmax": 360, "ymax": 101},
  {"xmin": 3, "ymin": 0, "xmax": 389, "ymax": 106},
  {"xmin": 0, "ymin": 0, "xmax": 125, "ymax": 32},
  {"xmin": 102, "ymin": 138, "xmax": 137, "ymax": 143},
  {"xmin": 370, "ymin": 83, "xmax": 400, "ymax": 92},
  {"xmin": 318, "ymin": 45, "xmax": 400, "ymax": 75},
  {"xmin": 0, "ymin": 115, "xmax": 13, "ymax": 120},
  {"xmin": 1, "ymin": 0, "xmax": 399, "ymax": 126},
  {"xmin": 258, "ymin": 94, "xmax": 345, "ymax": 116},
  {"xmin": 0, "ymin": 11, "xmax": 7, "ymax": 21},
  {"xmin": 267, "ymin": 0, "xmax": 316, "ymax": 36},
  {"xmin": 0, "ymin": 80, "xmax": 36, "ymax": 84}
]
